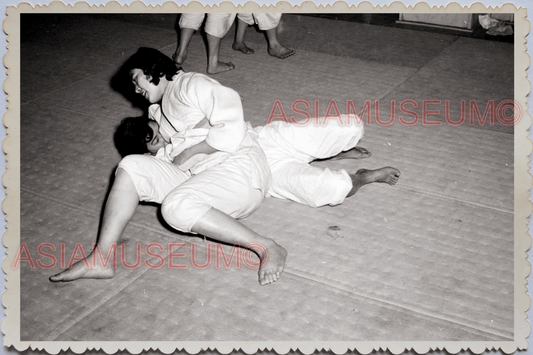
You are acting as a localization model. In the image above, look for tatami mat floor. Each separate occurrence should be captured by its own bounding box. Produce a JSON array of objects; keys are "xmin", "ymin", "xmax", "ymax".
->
[{"xmin": 17, "ymin": 13, "xmax": 515, "ymax": 343}]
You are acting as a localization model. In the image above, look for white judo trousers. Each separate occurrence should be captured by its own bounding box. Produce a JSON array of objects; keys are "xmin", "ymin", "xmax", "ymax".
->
[
  {"xmin": 237, "ymin": 13, "xmax": 282, "ymax": 31},
  {"xmin": 258, "ymin": 115, "xmax": 363, "ymax": 207},
  {"xmin": 119, "ymin": 130, "xmax": 269, "ymax": 233},
  {"xmin": 179, "ymin": 13, "xmax": 282, "ymax": 37},
  {"xmin": 179, "ymin": 13, "xmax": 236, "ymax": 38}
]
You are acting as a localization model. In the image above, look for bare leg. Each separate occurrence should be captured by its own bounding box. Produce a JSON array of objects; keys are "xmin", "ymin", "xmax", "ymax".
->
[
  {"xmin": 206, "ymin": 33, "xmax": 235, "ymax": 74},
  {"xmin": 328, "ymin": 147, "xmax": 371, "ymax": 161},
  {"xmin": 173, "ymin": 27, "xmax": 195, "ymax": 65},
  {"xmin": 192, "ymin": 208, "xmax": 287, "ymax": 286},
  {"xmin": 232, "ymin": 18, "xmax": 254, "ymax": 54},
  {"xmin": 347, "ymin": 167, "xmax": 401, "ymax": 197},
  {"xmin": 49, "ymin": 169, "xmax": 139, "ymax": 282},
  {"xmin": 265, "ymin": 27, "xmax": 295, "ymax": 59}
]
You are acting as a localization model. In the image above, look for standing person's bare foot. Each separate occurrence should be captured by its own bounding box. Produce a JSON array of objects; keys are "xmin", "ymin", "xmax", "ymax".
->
[
  {"xmin": 329, "ymin": 147, "xmax": 371, "ymax": 161},
  {"xmin": 232, "ymin": 42, "xmax": 255, "ymax": 54},
  {"xmin": 268, "ymin": 44, "xmax": 295, "ymax": 59},
  {"xmin": 207, "ymin": 61, "xmax": 235, "ymax": 74},
  {"xmin": 348, "ymin": 167, "xmax": 401, "ymax": 196},
  {"xmin": 257, "ymin": 240, "xmax": 287, "ymax": 286},
  {"xmin": 173, "ymin": 27, "xmax": 195, "ymax": 66},
  {"xmin": 49, "ymin": 254, "xmax": 115, "ymax": 282},
  {"xmin": 172, "ymin": 45, "xmax": 187, "ymax": 66}
]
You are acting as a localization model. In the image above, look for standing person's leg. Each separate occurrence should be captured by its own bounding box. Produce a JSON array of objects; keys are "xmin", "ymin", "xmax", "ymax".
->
[
  {"xmin": 233, "ymin": 14, "xmax": 255, "ymax": 54},
  {"xmin": 173, "ymin": 14, "xmax": 206, "ymax": 65},
  {"xmin": 254, "ymin": 13, "xmax": 295, "ymax": 59},
  {"xmin": 205, "ymin": 13, "xmax": 237, "ymax": 74},
  {"xmin": 206, "ymin": 34, "xmax": 235, "ymax": 74},
  {"xmin": 161, "ymin": 154, "xmax": 287, "ymax": 286},
  {"xmin": 50, "ymin": 155, "xmax": 190, "ymax": 282}
]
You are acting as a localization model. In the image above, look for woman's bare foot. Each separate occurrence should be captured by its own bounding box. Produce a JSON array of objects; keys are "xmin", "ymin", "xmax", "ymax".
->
[
  {"xmin": 257, "ymin": 240, "xmax": 287, "ymax": 286},
  {"xmin": 49, "ymin": 256, "xmax": 115, "ymax": 282},
  {"xmin": 232, "ymin": 42, "xmax": 254, "ymax": 54},
  {"xmin": 330, "ymin": 147, "xmax": 371, "ymax": 161},
  {"xmin": 207, "ymin": 61, "xmax": 235, "ymax": 74},
  {"xmin": 268, "ymin": 44, "xmax": 295, "ymax": 59},
  {"xmin": 348, "ymin": 167, "xmax": 401, "ymax": 196}
]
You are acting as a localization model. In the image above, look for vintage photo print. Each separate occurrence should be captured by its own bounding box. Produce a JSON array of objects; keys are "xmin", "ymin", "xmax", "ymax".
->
[{"xmin": 1, "ymin": 1, "xmax": 531, "ymax": 354}]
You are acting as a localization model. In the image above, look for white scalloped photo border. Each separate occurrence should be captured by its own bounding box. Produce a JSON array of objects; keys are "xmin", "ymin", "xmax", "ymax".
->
[{"xmin": 2, "ymin": 2, "xmax": 530, "ymax": 354}]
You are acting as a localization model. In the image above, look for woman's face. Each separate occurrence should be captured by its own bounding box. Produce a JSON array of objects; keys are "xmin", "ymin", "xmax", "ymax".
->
[
  {"xmin": 146, "ymin": 120, "xmax": 167, "ymax": 154},
  {"xmin": 130, "ymin": 69, "xmax": 165, "ymax": 104}
]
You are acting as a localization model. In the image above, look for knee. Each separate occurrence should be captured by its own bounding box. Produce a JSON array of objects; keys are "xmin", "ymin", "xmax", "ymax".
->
[
  {"xmin": 205, "ymin": 13, "xmax": 236, "ymax": 38},
  {"xmin": 161, "ymin": 193, "xmax": 210, "ymax": 233},
  {"xmin": 255, "ymin": 13, "xmax": 281, "ymax": 31},
  {"xmin": 117, "ymin": 155, "xmax": 154, "ymax": 182}
]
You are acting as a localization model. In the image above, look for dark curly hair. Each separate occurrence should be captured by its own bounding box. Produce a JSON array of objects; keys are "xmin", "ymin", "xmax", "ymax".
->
[
  {"xmin": 122, "ymin": 47, "xmax": 180, "ymax": 85},
  {"xmin": 114, "ymin": 116, "xmax": 154, "ymax": 157}
]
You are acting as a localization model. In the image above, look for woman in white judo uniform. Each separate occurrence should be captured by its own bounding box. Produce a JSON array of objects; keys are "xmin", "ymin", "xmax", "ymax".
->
[{"xmin": 50, "ymin": 47, "xmax": 287, "ymax": 286}]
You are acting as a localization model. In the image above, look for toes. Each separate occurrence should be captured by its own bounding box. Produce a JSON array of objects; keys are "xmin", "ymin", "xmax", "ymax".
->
[
  {"xmin": 259, "ymin": 271, "xmax": 280, "ymax": 286},
  {"xmin": 269, "ymin": 48, "xmax": 295, "ymax": 59},
  {"xmin": 283, "ymin": 50, "xmax": 296, "ymax": 58},
  {"xmin": 241, "ymin": 47, "xmax": 254, "ymax": 55},
  {"xmin": 50, "ymin": 271, "xmax": 67, "ymax": 282}
]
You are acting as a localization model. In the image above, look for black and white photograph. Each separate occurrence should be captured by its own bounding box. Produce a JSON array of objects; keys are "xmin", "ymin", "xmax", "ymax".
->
[{"xmin": 2, "ymin": 2, "xmax": 531, "ymax": 353}]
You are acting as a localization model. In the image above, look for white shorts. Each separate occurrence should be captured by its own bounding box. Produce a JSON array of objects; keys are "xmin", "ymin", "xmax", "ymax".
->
[
  {"xmin": 179, "ymin": 13, "xmax": 237, "ymax": 38},
  {"xmin": 161, "ymin": 152, "xmax": 265, "ymax": 233},
  {"xmin": 237, "ymin": 13, "xmax": 282, "ymax": 31},
  {"xmin": 118, "ymin": 154, "xmax": 190, "ymax": 204}
]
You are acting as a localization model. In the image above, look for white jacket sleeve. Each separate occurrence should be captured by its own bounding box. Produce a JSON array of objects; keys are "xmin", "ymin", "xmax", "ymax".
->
[{"xmin": 186, "ymin": 75, "xmax": 247, "ymax": 153}]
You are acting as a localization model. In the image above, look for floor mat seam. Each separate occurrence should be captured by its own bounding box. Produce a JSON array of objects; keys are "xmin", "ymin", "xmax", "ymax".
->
[{"xmin": 395, "ymin": 185, "xmax": 513, "ymax": 214}]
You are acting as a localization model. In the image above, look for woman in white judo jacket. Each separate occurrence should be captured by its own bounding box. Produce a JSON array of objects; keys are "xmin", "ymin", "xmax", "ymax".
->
[{"xmin": 50, "ymin": 47, "xmax": 287, "ymax": 286}]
